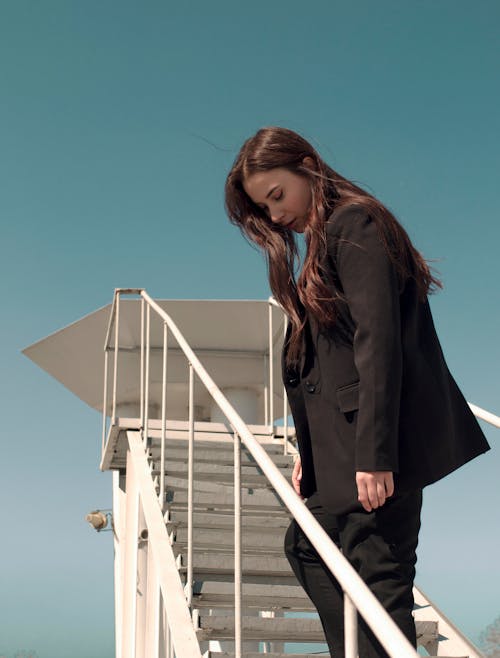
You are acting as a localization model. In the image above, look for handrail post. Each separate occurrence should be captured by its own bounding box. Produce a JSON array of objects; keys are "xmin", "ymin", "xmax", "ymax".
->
[
  {"xmin": 283, "ymin": 312, "xmax": 289, "ymax": 455},
  {"xmin": 186, "ymin": 363, "xmax": 195, "ymax": 607},
  {"xmin": 144, "ymin": 303, "xmax": 151, "ymax": 445},
  {"xmin": 112, "ymin": 291, "xmax": 120, "ymax": 423},
  {"xmin": 344, "ymin": 593, "xmax": 358, "ymax": 658},
  {"xmin": 140, "ymin": 298, "xmax": 145, "ymax": 438},
  {"xmin": 160, "ymin": 321, "xmax": 168, "ymax": 510},
  {"xmin": 234, "ymin": 430, "xmax": 242, "ymax": 658},
  {"xmin": 102, "ymin": 349, "xmax": 109, "ymax": 458},
  {"xmin": 268, "ymin": 302, "xmax": 274, "ymax": 434}
]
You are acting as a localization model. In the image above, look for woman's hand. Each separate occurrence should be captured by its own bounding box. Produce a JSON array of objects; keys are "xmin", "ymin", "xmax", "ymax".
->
[
  {"xmin": 356, "ymin": 471, "xmax": 394, "ymax": 512},
  {"xmin": 292, "ymin": 455, "xmax": 303, "ymax": 498}
]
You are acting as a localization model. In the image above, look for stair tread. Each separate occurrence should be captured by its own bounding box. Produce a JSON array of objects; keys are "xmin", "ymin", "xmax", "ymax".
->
[
  {"xmin": 196, "ymin": 615, "xmax": 325, "ymax": 642},
  {"xmin": 168, "ymin": 501, "xmax": 289, "ymax": 516},
  {"xmin": 196, "ymin": 614, "xmax": 438, "ymax": 644},
  {"xmin": 165, "ymin": 490, "xmax": 288, "ymax": 513},
  {"xmin": 171, "ymin": 525, "xmax": 285, "ymax": 547},
  {"xmin": 185, "ymin": 552, "xmax": 295, "ymax": 576},
  {"xmin": 166, "ymin": 510, "xmax": 291, "ymax": 528},
  {"xmin": 193, "ymin": 580, "xmax": 313, "ymax": 611},
  {"xmin": 149, "ymin": 446, "xmax": 295, "ymax": 467},
  {"xmin": 148, "ymin": 434, "xmax": 290, "ymax": 453},
  {"xmin": 153, "ymin": 467, "xmax": 292, "ymax": 486},
  {"xmin": 163, "ymin": 474, "xmax": 279, "ymax": 492}
]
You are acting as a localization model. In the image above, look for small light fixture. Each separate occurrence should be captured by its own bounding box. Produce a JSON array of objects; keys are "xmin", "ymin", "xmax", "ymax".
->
[{"xmin": 85, "ymin": 509, "xmax": 112, "ymax": 532}]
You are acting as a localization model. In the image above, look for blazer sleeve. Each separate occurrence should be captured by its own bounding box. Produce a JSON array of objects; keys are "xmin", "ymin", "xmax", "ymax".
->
[{"xmin": 326, "ymin": 206, "xmax": 403, "ymax": 472}]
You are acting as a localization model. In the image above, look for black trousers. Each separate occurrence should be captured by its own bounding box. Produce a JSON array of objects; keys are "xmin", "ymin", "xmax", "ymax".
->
[{"xmin": 284, "ymin": 490, "xmax": 422, "ymax": 658}]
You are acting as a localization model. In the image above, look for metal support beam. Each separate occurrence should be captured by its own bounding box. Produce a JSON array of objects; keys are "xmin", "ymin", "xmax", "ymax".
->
[
  {"xmin": 234, "ymin": 430, "xmax": 242, "ymax": 658},
  {"xmin": 122, "ymin": 449, "xmax": 140, "ymax": 658}
]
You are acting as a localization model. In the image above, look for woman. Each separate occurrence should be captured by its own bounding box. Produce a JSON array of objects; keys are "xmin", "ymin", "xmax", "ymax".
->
[{"xmin": 225, "ymin": 126, "xmax": 489, "ymax": 657}]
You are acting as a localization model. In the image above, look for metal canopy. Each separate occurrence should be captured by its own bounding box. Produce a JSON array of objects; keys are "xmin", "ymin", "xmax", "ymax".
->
[{"xmin": 23, "ymin": 299, "xmax": 287, "ymax": 422}]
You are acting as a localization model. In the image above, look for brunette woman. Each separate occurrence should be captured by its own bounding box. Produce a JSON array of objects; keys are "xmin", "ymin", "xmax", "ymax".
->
[{"xmin": 225, "ymin": 126, "xmax": 489, "ymax": 658}]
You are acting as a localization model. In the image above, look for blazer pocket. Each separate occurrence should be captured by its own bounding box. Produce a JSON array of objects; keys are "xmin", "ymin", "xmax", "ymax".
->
[{"xmin": 336, "ymin": 381, "xmax": 359, "ymax": 412}]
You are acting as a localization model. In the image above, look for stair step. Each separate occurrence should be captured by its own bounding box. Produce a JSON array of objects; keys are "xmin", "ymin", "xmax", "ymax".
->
[
  {"xmin": 167, "ymin": 500, "xmax": 289, "ymax": 516},
  {"xmin": 164, "ymin": 475, "xmax": 274, "ymax": 494},
  {"xmin": 165, "ymin": 489, "xmax": 287, "ymax": 513},
  {"xmin": 196, "ymin": 614, "xmax": 438, "ymax": 645},
  {"xmin": 149, "ymin": 446, "xmax": 295, "ymax": 468},
  {"xmin": 154, "ymin": 461, "xmax": 293, "ymax": 475},
  {"xmin": 151, "ymin": 462, "xmax": 293, "ymax": 483},
  {"xmin": 171, "ymin": 526, "xmax": 286, "ymax": 552},
  {"xmin": 416, "ymin": 620, "xmax": 439, "ymax": 645},
  {"xmin": 186, "ymin": 552, "xmax": 294, "ymax": 576},
  {"xmin": 148, "ymin": 434, "xmax": 289, "ymax": 454},
  {"xmin": 185, "ymin": 553, "xmax": 297, "ymax": 585},
  {"xmin": 193, "ymin": 581, "xmax": 314, "ymax": 611},
  {"xmin": 196, "ymin": 614, "xmax": 324, "ymax": 642},
  {"xmin": 166, "ymin": 510, "xmax": 291, "ymax": 529}
]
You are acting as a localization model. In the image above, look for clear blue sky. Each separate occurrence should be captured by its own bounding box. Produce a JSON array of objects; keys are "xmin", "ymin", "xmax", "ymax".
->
[{"xmin": 1, "ymin": 1, "xmax": 499, "ymax": 656}]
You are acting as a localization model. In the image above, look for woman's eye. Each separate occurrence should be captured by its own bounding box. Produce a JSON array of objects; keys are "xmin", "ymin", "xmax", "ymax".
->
[{"xmin": 274, "ymin": 190, "xmax": 283, "ymax": 201}]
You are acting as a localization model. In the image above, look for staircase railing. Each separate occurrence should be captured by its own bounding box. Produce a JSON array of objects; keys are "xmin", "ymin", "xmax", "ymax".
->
[{"xmin": 102, "ymin": 288, "xmax": 498, "ymax": 658}]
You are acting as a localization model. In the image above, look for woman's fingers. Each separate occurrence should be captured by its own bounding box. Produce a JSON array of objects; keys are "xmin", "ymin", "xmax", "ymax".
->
[
  {"xmin": 356, "ymin": 471, "xmax": 394, "ymax": 512},
  {"xmin": 292, "ymin": 456, "xmax": 303, "ymax": 497},
  {"xmin": 384, "ymin": 471, "xmax": 395, "ymax": 498}
]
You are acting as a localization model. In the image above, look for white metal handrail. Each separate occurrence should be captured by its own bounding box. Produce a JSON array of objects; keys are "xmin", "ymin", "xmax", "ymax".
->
[
  {"xmin": 468, "ymin": 402, "xmax": 500, "ymax": 428},
  {"xmin": 102, "ymin": 288, "xmax": 496, "ymax": 658}
]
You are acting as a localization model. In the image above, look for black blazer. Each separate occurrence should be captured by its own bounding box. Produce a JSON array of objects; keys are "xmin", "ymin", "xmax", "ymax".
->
[{"xmin": 283, "ymin": 204, "xmax": 490, "ymax": 514}]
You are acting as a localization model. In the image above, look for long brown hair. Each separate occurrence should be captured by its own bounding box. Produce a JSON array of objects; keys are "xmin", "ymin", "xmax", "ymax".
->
[{"xmin": 225, "ymin": 126, "xmax": 441, "ymax": 367}]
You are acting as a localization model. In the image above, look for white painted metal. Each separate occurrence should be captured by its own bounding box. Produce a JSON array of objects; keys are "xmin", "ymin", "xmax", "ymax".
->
[
  {"xmin": 136, "ymin": 504, "xmax": 148, "ymax": 658},
  {"xmin": 102, "ymin": 349, "xmax": 109, "ymax": 456},
  {"xmin": 104, "ymin": 287, "xmax": 119, "ymax": 348},
  {"xmin": 144, "ymin": 303, "xmax": 151, "ymax": 443},
  {"xmin": 112, "ymin": 292, "xmax": 120, "ymax": 422},
  {"xmin": 413, "ymin": 586, "xmax": 484, "ymax": 657},
  {"xmin": 234, "ymin": 431, "xmax": 242, "ymax": 658},
  {"xmin": 160, "ymin": 321, "xmax": 168, "ymax": 509},
  {"xmin": 468, "ymin": 402, "xmax": 500, "ymax": 428},
  {"xmin": 140, "ymin": 298, "xmax": 145, "ymax": 438},
  {"xmin": 144, "ymin": 540, "xmax": 160, "ymax": 658},
  {"xmin": 268, "ymin": 301, "xmax": 274, "ymax": 431},
  {"xmin": 186, "ymin": 363, "xmax": 195, "ymax": 607},
  {"xmin": 344, "ymin": 594, "xmax": 358, "ymax": 658},
  {"xmin": 127, "ymin": 430, "xmax": 203, "ymax": 658},
  {"xmin": 122, "ymin": 449, "xmax": 140, "ymax": 658},
  {"xmin": 112, "ymin": 470, "xmax": 125, "ymax": 658}
]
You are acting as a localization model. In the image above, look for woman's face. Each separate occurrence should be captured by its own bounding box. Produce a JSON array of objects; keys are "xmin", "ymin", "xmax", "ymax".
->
[{"xmin": 243, "ymin": 163, "xmax": 313, "ymax": 233}]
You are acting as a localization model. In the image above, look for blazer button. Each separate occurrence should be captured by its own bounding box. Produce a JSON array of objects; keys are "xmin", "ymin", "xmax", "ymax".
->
[
  {"xmin": 305, "ymin": 381, "xmax": 316, "ymax": 393},
  {"xmin": 288, "ymin": 376, "xmax": 299, "ymax": 386}
]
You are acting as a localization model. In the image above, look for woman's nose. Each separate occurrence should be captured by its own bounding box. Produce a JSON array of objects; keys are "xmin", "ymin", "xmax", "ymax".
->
[{"xmin": 270, "ymin": 206, "xmax": 285, "ymax": 224}]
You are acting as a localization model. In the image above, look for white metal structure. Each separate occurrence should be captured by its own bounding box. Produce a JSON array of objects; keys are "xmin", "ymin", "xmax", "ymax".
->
[{"xmin": 24, "ymin": 289, "xmax": 498, "ymax": 658}]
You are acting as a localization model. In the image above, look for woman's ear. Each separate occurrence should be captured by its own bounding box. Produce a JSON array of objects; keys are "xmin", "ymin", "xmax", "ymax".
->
[{"xmin": 302, "ymin": 156, "xmax": 317, "ymax": 171}]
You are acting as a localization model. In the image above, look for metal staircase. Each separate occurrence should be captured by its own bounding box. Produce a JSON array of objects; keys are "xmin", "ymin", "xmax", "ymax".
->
[
  {"xmin": 106, "ymin": 417, "xmax": 485, "ymax": 658},
  {"xmin": 24, "ymin": 288, "xmax": 499, "ymax": 658}
]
